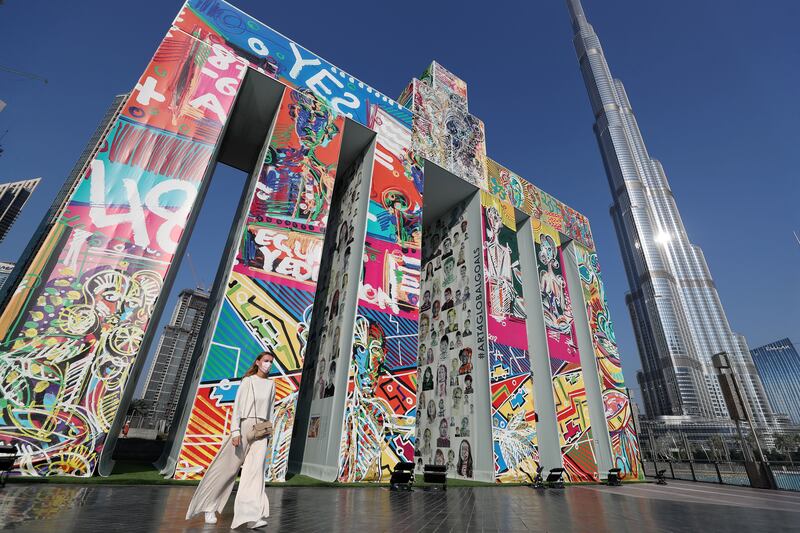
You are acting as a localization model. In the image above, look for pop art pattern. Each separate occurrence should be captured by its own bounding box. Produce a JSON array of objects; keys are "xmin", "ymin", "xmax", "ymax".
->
[
  {"xmin": 534, "ymin": 223, "xmax": 598, "ymax": 482},
  {"xmin": 480, "ymin": 195, "xmax": 539, "ymax": 483},
  {"xmin": 174, "ymin": 0, "xmax": 412, "ymax": 129},
  {"xmin": 574, "ymin": 244, "xmax": 642, "ymax": 480},
  {"xmin": 337, "ymin": 105, "xmax": 423, "ymax": 482},
  {"xmin": 411, "ymin": 79, "xmax": 488, "ymax": 191},
  {"xmin": 175, "ymin": 88, "xmax": 344, "ymax": 481},
  {"xmin": 0, "ymin": 29, "xmax": 243, "ymax": 477}
]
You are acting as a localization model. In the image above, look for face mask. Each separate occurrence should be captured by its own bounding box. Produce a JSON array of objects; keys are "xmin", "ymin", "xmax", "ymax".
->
[{"xmin": 259, "ymin": 360, "xmax": 272, "ymax": 373}]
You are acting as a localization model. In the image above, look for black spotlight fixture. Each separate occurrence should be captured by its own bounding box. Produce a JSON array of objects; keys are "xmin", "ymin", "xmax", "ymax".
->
[
  {"xmin": 389, "ymin": 461, "xmax": 415, "ymax": 491},
  {"xmin": 0, "ymin": 442, "xmax": 18, "ymax": 488},
  {"xmin": 545, "ymin": 468, "xmax": 565, "ymax": 488},
  {"xmin": 423, "ymin": 464, "xmax": 447, "ymax": 491},
  {"xmin": 606, "ymin": 468, "xmax": 622, "ymax": 486}
]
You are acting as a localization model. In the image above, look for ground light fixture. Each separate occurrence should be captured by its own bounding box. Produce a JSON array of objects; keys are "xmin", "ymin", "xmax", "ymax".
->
[
  {"xmin": 545, "ymin": 468, "xmax": 565, "ymax": 488},
  {"xmin": 389, "ymin": 461, "xmax": 414, "ymax": 491},
  {"xmin": 606, "ymin": 468, "xmax": 622, "ymax": 486},
  {"xmin": 423, "ymin": 464, "xmax": 447, "ymax": 491}
]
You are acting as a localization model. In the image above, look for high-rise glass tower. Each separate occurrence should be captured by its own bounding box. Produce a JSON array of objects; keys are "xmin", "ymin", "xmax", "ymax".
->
[
  {"xmin": 566, "ymin": 0, "xmax": 773, "ymax": 426},
  {"xmin": 751, "ymin": 339, "xmax": 800, "ymax": 426},
  {"xmin": 135, "ymin": 288, "xmax": 210, "ymax": 433},
  {"xmin": 0, "ymin": 178, "xmax": 40, "ymax": 242}
]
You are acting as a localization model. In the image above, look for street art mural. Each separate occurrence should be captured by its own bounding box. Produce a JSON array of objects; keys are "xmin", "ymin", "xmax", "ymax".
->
[
  {"xmin": 534, "ymin": 223, "xmax": 598, "ymax": 482},
  {"xmin": 0, "ymin": 0, "xmax": 639, "ymax": 483},
  {"xmin": 480, "ymin": 193, "xmax": 539, "ymax": 482},
  {"xmin": 310, "ymin": 156, "xmax": 366, "ymax": 406},
  {"xmin": 0, "ymin": 29, "xmax": 243, "ymax": 477},
  {"xmin": 411, "ymin": 79, "xmax": 487, "ymax": 191},
  {"xmin": 337, "ymin": 105, "xmax": 422, "ymax": 482},
  {"xmin": 174, "ymin": 88, "xmax": 344, "ymax": 481},
  {"xmin": 173, "ymin": 0, "xmax": 412, "ymax": 130},
  {"xmin": 574, "ymin": 244, "xmax": 642, "ymax": 479},
  {"xmin": 417, "ymin": 201, "xmax": 478, "ymax": 479}
]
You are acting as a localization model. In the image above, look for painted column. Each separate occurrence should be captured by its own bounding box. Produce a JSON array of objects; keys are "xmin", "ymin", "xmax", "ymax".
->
[
  {"xmin": 518, "ymin": 221, "xmax": 562, "ymax": 473},
  {"xmin": 480, "ymin": 192, "xmax": 539, "ymax": 482},
  {"xmin": 533, "ymin": 223, "xmax": 599, "ymax": 482},
  {"xmin": 0, "ymin": 29, "xmax": 244, "ymax": 477},
  {"xmin": 563, "ymin": 241, "xmax": 614, "ymax": 476},
  {"xmin": 336, "ymin": 106, "xmax": 423, "ymax": 482},
  {"xmin": 174, "ymin": 88, "xmax": 344, "ymax": 481},
  {"xmin": 416, "ymin": 193, "xmax": 492, "ymax": 481},
  {"xmin": 572, "ymin": 242, "xmax": 643, "ymax": 479},
  {"xmin": 296, "ymin": 142, "xmax": 375, "ymax": 481}
]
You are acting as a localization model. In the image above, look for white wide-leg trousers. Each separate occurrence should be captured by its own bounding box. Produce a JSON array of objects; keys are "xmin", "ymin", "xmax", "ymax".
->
[{"xmin": 186, "ymin": 419, "xmax": 270, "ymax": 528}]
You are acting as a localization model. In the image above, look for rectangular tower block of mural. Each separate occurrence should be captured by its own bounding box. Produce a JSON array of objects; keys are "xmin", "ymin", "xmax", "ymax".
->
[
  {"xmin": 417, "ymin": 195, "xmax": 493, "ymax": 481},
  {"xmin": 533, "ymin": 222, "xmax": 599, "ymax": 482},
  {"xmin": 0, "ymin": 27, "xmax": 244, "ymax": 477},
  {"xmin": 174, "ymin": 88, "xmax": 344, "ymax": 481},
  {"xmin": 479, "ymin": 193, "xmax": 540, "ymax": 482},
  {"xmin": 336, "ymin": 107, "xmax": 423, "ymax": 483},
  {"xmin": 0, "ymin": 0, "xmax": 640, "ymax": 481},
  {"xmin": 573, "ymin": 243, "xmax": 642, "ymax": 479}
]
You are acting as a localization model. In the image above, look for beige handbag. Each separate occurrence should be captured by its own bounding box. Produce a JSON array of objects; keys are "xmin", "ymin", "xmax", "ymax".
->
[
  {"xmin": 247, "ymin": 378, "xmax": 273, "ymax": 441},
  {"xmin": 250, "ymin": 420, "xmax": 273, "ymax": 440}
]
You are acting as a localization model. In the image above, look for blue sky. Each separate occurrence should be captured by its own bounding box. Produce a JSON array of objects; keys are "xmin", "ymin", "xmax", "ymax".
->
[{"xmin": 0, "ymin": 1, "xmax": 797, "ymax": 402}]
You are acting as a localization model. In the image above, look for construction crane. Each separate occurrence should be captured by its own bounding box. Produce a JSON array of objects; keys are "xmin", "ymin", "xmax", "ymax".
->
[
  {"xmin": 185, "ymin": 251, "xmax": 208, "ymax": 292},
  {"xmin": 0, "ymin": 64, "xmax": 48, "ymax": 84}
]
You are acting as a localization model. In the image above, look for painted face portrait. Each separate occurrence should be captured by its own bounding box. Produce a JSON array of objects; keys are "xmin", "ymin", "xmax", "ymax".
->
[
  {"xmin": 432, "ymin": 300, "xmax": 441, "ymax": 318},
  {"xmin": 435, "ymin": 449, "xmax": 445, "ymax": 465},
  {"xmin": 443, "ymin": 258, "xmax": 455, "ymax": 284},
  {"xmin": 419, "ymin": 314, "xmax": 430, "ymax": 339}
]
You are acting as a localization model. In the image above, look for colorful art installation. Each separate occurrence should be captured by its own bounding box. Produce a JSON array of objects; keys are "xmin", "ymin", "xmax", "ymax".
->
[
  {"xmin": 574, "ymin": 244, "xmax": 642, "ymax": 479},
  {"xmin": 480, "ymin": 193, "xmax": 539, "ymax": 482},
  {"xmin": 310, "ymin": 155, "xmax": 367, "ymax": 405},
  {"xmin": 534, "ymin": 223, "xmax": 599, "ymax": 482},
  {"xmin": 417, "ymin": 201, "xmax": 478, "ymax": 479},
  {"xmin": 0, "ymin": 0, "xmax": 639, "ymax": 483},
  {"xmin": 175, "ymin": 89, "xmax": 343, "ymax": 481},
  {"xmin": 411, "ymin": 79, "xmax": 488, "ymax": 191},
  {"xmin": 337, "ymin": 104, "xmax": 422, "ymax": 482},
  {"xmin": 0, "ymin": 28, "xmax": 243, "ymax": 476}
]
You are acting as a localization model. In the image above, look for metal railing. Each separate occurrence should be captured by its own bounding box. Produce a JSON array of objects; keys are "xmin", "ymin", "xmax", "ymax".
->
[{"xmin": 641, "ymin": 460, "xmax": 800, "ymax": 492}]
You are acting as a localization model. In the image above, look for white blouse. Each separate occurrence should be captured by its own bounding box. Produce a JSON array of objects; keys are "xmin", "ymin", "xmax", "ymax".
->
[{"xmin": 230, "ymin": 375, "xmax": 275, "ymax": 437}]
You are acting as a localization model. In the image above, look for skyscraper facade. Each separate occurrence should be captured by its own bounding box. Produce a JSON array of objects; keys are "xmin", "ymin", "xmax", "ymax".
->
[
  {"xmin": 0, "ymin": 178, "xmax": 40, "ymax": 242},
  {"xmin": 135, "ymin": 289, "xmax": 210, "ymax": 433},
  {"xmin": 751, "ymin": 339, "xmax": 800, "ymax": 426},
  {"xmin": 567, "ymin": 0, "xmax": 773, "ymax": 426},
  {"xmin": 0, "ymin": 262, "xmax": 14, "ymax": 290}
]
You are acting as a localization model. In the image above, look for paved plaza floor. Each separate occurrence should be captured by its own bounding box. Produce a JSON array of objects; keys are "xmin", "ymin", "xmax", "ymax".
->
[{"xmin": 2, "ymin": 479, "xmax": 799, "ymax": 532}]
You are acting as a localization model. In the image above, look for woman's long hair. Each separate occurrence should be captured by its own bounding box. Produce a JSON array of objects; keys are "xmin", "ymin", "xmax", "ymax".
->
[
  {"xmin": 244, "ymin": 351, "xmax": 275, "ymax": 377},
  {"xmin": 457, "ymin": 439, "xmax": 473, "ymax": 478}
]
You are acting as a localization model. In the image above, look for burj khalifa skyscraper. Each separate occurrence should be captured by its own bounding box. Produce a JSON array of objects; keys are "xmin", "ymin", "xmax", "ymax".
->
[{"xmin": 566, "ymin": 0, "xmax": 773, "ymax": 427}]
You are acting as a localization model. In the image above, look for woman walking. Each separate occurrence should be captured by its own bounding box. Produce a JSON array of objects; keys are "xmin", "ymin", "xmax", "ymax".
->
[{"xmin": 186, "ymin": 351, "xmax": 276, "ymax": 529}]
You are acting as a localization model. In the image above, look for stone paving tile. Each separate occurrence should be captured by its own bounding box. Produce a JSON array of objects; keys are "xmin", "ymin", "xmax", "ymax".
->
[{"xmin": 1, "ymin": 483, "xmax": 799, "ymax": 532}]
